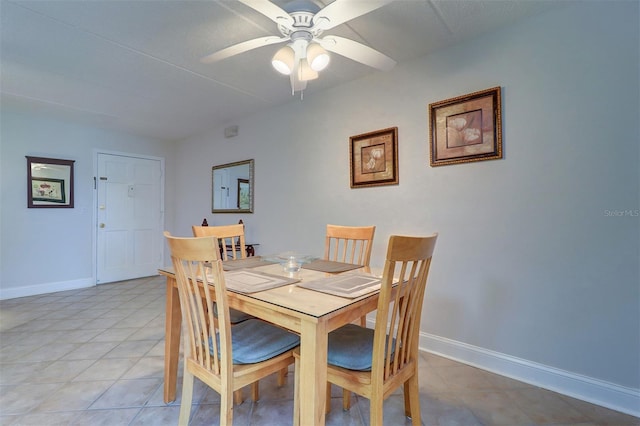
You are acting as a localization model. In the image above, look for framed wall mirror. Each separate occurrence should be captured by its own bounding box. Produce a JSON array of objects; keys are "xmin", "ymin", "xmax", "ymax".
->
[
  {"xmin": 212, "ymin": 159, "xmax": 254, "ymax": 213},
  {"xmin": 26, "ymin": 156, "xmax": 75, "ymax": 208}
]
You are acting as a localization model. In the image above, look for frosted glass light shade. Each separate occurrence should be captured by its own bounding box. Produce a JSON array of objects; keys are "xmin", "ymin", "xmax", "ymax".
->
[
  {"xmin": 307, "ymin": 43, "xmax": 330, "ymax": 71},
  {"xmin": 297, "ymin": 58, "xmax": 318, "ymax": 81},
  {"xmin": 272, "ymin": 46, "xmax": 295, "ymax": 75}
]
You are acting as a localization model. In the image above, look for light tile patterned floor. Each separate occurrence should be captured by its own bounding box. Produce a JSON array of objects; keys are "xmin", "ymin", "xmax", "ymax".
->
[{"xmin": 1, "ymin": 276, "xmax": 638, "ymax": 425}]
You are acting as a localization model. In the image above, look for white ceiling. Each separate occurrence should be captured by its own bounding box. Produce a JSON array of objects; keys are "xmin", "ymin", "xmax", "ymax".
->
[{"xmin": 1, "ymin": 0, "xmax": 561, "ymax": 142}]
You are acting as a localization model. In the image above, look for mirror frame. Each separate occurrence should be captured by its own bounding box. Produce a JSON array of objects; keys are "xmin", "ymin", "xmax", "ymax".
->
[
  {"xmin": 26, "ymin": 156, "xmax": 75, "ymax": 208},
  {"xmin": 212, "ymin": 159, "xmax": 254, "ymax": 213}
]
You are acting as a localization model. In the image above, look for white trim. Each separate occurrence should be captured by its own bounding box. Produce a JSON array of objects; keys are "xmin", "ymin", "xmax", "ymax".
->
[
  {"xmin": 0, "ymin": 278, "xmax": 94, "ymax": 300},
  {"xmin": 419, "ymin": 331, "xmax": 640, "ymax": 417}
]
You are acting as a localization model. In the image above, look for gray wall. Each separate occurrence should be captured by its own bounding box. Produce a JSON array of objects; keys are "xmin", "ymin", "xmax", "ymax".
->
[
  {"xmin": 0, "ymin": 113, "xmax": 176, "ymax": 295},
  {"xmin": 1, "ymin": 0, "xmax": 637, "ymax": 416},
  {"xmin": 170, "ymin": 1, "xmax": 639, "ymax": 414}
]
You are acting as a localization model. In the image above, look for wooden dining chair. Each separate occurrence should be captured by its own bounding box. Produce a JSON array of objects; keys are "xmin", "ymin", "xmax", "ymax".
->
[
  {"xmin": 192, "ymin": 223, "xmax": 247, "ymax": 260},
  {"xmin": 194, "ymin": 223, "xmax": 288, "ymax": 388},
  {"xmin": 324, "ymin": 224, "xmax": 376, "ymax": 267},
  {"xmin": 295, "ymin": 234, "xmax": 438, "ymax": 426},
  {"xmin": 192, "ymin": 224, "xmax": 254, "ymax": 325},
  {"xmin": 325, "ymin": 224, "xmax": 376, "ymax": 328},
  {"xmin": 165, "ymin": 233, "xmax": 299, "ymax": 426}
]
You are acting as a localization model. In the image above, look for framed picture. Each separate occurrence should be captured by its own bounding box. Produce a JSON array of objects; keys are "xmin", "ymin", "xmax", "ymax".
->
[
  {"xmin": 349, "ymin": 127, "xmax": 399, "ymax": 188},
  {"xmin": 26, "ymin": 156, "xmax": 75, "ymax": 208},
  {"xmin": 237, "ymin": 178, "xmax": 250, "ymax": 209},
  {"xmin": 429, "ymin": 86, "xmax": 502, "ymax": 166},
  {"xmin": 32, "ymin": 177, "xmax": 65, "ymax": 203}
]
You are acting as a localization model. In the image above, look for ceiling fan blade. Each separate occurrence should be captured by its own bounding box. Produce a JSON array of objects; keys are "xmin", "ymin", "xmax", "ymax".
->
[
  {"xmin": 312, "ymin": 0, "xmax": 395, "ymax": 31},
  {"xmin": 319, "ymin": 36, "xmax": 396, "ymax": 71},
  {"xmin": 237, "ymin": 0, "xmax": 294, "ymax": 30},
  {"xmin": 201, "ymin": 36, "xmax": 288, "ymax": 64}
]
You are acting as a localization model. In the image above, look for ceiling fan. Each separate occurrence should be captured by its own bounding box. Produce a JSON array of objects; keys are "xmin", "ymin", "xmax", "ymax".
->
[{"xmin": 201, "ymin": 0, "xmax": 397, "ymax": 95}]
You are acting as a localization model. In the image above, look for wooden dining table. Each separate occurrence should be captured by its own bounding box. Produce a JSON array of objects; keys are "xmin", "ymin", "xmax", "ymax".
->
[{"xmin": 158, "ymin": 260, "xmax": 381, "ymax": 426}]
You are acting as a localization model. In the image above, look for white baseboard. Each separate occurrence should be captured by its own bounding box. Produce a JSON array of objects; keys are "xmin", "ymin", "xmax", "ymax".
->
[
  {"xmin": 420, "ymin": 332, "xmax": 640, "ymax": 417},
  {"xmin": 0, "ymin": 278, "xmax": 95, "ymax": 300}
]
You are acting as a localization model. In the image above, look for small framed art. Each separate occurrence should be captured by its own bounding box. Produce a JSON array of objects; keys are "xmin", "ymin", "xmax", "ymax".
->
[
  {"xmin": 429, "ymin": 86, "xmax": 502, "ymax": 166},
  {"xmin": 26, "ymin": 156, "xmax": 75, "ymax": 208},
  {"xmin": 349, "ymin": 127, "xmax": 398, "ymax": 188}
]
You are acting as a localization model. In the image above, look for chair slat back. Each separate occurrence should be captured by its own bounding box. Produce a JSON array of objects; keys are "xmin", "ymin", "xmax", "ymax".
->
[
  {"xmin": 324, "ymin": 224, "xmax": 376, "ymax": 266},
  {"xmin": 372, "ymin": 234, "xmax": 437, "ymax": 383},
  {"xmin": 165, "ymin": 232, "xmax": 233, "ymax": 381},
  {"xmin": 192, "ymin": 224, "xmax": 247, "ymax": 260}
]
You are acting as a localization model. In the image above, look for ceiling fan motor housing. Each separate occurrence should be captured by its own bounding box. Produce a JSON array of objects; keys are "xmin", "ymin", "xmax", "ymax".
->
[
  {"xmin": 278, "ymin": 13, "xmax": 323, "ymax": 39},
  {"xmin": 282, "ymin": 0, "xmax": 321, "ymax": 15}
]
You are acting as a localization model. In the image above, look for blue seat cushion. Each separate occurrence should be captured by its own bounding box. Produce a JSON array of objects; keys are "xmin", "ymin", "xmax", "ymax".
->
[
  {"xmin": 213, "ymin": 303, "xmax": 254, "ymax": 324},
  {"xmin": 327, "ymin": 323, "xmax": 395, "ymax": 371},
  {"xmin": 210, "ymin": 319, "xmax": 300, "ymax": 364},
  {"xmin": 228, "ymin": 308, "xmax": 254, "ymax": 324}
]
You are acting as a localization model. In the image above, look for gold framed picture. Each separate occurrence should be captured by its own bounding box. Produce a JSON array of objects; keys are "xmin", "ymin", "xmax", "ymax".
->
[
  {"xmin": 429, "ymin": 87, "xmax": 502, "ymax": 166},
  {"xmin": 349, "ymin": 127, "xmax": 398, "ymax": 188}
]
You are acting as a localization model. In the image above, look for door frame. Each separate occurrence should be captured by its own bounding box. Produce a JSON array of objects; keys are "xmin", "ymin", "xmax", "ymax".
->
[{"xmin": 92, "ymin": 149, "xmax": 166, "ymax": 284}]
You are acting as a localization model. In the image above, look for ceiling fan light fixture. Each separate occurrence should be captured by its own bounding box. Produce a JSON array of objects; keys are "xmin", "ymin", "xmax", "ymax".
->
[
  {"xmin": 297, "ymin": 58, "xmax": 318, "ymax": 81},
  {"xmin": 306, "ymin": 42, "xmax": 330, "ymax": 71},
  {"xmin": 272, "ymin": 45, "xmax": 295, "ymax": 75}
]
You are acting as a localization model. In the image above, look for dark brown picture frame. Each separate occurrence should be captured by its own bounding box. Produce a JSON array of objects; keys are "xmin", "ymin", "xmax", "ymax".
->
[
  {"xmin": 349, "ymin": 127, "xmax": 399, "ymax": 188},
  {"xmin": 429, "ymin": 86, "xmax": 502, "ymax": 166},
  {"xmin": 27, "ymin": 156, "xmax": 75, "ymax": 208}
]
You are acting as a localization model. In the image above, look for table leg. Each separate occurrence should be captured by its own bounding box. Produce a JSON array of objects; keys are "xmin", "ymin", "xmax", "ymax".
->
[
  {"xmin": 164, "ymin": 276, "xmax": 182, "ymax": 403},
  {"xmin": 299, "ymin": 318, "xmax": 328, "ymax": 425}
]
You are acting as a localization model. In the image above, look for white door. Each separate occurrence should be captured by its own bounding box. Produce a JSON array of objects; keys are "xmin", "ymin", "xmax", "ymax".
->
[{"xmin": 96, "ymin": 153, "xmax": 164, "ymax": 284}]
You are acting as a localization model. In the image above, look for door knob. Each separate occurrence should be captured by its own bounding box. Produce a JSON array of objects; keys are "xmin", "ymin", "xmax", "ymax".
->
[{"xmin": 99, "ymin": 223, "xmax": 105, "ymax": 228}]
